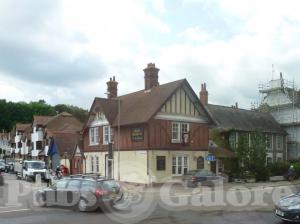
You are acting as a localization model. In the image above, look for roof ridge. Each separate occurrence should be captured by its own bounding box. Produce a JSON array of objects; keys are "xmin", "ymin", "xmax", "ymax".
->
[
  {"xmin": 208, "ymin": 104, "xmax": 270, "ymax": 114},
  {"xmin": 116, "ymin": 78, "xmax": 186, "ymax": 99}
]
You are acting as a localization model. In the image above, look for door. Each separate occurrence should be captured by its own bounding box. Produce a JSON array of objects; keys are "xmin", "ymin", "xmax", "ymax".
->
[
  {"xmin": 105, "ymin": 154, "xmax": 112, "ymax": 178},
  {"xmin": 52, "ymin": 179, "xmax": 69, "ymax": 206},
  {"xmin": 65, "ymin": 179, "xmax": 81, "ymax": 206},
  {"xmin": 210, "ymin": 161, "xmax": 217, "ymax": 174},
  {"xmin": 72, "ymin": 157, "xmax": 82, "ymax": 175}
]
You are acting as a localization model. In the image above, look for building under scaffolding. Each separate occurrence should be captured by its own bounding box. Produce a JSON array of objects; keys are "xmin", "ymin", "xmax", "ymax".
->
[{"xmin": 259, "ymin": 73, "xmax": 300, "ymax": 160}]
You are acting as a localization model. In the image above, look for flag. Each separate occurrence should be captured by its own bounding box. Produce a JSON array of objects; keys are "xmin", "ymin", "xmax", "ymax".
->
[{"xmin": 48, "ymin": 142, "xmax": 58, "ymax": 157}]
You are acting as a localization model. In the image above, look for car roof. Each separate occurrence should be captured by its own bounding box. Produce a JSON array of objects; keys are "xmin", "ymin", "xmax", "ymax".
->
[{"xmin": 64, "ymin": 175, "xmax": 116, "ymax": 182}]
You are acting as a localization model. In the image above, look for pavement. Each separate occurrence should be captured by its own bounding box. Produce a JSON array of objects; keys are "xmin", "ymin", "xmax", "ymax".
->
[{"xmin": 0, "ymin": 173, "xmax": 297, "ymax": 224}]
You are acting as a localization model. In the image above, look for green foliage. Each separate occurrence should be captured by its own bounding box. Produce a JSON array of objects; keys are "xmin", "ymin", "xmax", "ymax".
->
[
  {"xmin": 0, "ymin": 99, "xmax": 87, "ymax": 131},
  {"xmin": 292, "ymin": 162, "xmax": 300, "ymax": 177},
  {"xmin": 235, "ymin": 131, "xmax": 268, "ymax": 181},
  {"xmin": 210, "ymin": 129, "xmax": 230, "ymax": 149},
  {"xmin": 268, "ymin": 162, "xmax": 290, "ymax": 176},
  {"xmin": 54, "ymin": 104, "xmax": 88, "ymax": 122}
]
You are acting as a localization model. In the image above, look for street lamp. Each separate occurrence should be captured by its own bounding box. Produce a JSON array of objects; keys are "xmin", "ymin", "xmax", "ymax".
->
[{"xmin": 104, "ymin": 92, "xmax": 121, "ymax": 181}]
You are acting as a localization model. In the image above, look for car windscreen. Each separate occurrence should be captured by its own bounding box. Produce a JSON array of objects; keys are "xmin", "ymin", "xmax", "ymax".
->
[
  {"xmin": 0, "ymin": 162, "xmax": 5, "ymax": 166},
  {"xmin": 27, "ymin": 162, "xmax": 45, "ymax": 169},
  {"xmin": 100, "ymin": 180, "xmax": 120, "ymax": 191}
]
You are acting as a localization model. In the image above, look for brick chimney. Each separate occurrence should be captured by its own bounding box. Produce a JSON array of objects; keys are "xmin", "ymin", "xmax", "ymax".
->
[
  {"xmin": 106, "ymin": 76, "xmax": 118, "ymax": 99},
  {"xmin": 200, "ymin": 83, "xmax": 208, "ymax": 105},
  {"xmin": 144, "ymin": 63, "xmax": 159, "ymax": 90}
]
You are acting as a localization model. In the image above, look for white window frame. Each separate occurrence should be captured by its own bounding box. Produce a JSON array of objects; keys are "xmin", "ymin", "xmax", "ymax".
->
[
  {"xmin": 103, "ymin": 126, "xmax": 113, "ymax": 145},
  {"xmin": 229, "ymin": 132, "xmax": 236, "ymax": 149},
  {"xmin": 91, "ymin": 156, "xmax": 94, "ymax": 173},
  {"xmin": 266, "ymin": 134, "xmax": 273, "ymax": 150},
  {"xmin": 276, "ymin": 135, "xmax": 283, "ymax": 151},
  {"xmin": 172, "ymin": 155, "xmax": 189, "ymax": 176},
  {"xmin": 171, "ymin": 122, "xmax": 189, "ymax": 143},
  {"xmin": 89, "ymin": 127, "xmax": 99, "ymax": 146},
  {"xmin": 96, "ymin": 156, "xmax": 99, "ymax": 173}
]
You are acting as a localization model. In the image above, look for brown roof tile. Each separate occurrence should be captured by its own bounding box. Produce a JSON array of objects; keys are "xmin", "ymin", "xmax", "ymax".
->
[
  {"xmin": 206, "ymin": 104, "xmax": 287, "ymax": 134},
  {"xmin": 85, "ymin": 79, "xmax": 212, "ymax": 128},
  {"xmin": 33, "ymin": 116, "xmax": 53, "ymax": 127},
  {"xmin": 46, "ymin": 112, "xmax": 83, "ymax": 132},
  {"xmin": 50, "ymin": 132, "xmax": 80, "ymax": 158},
  {"xmin": 16, "ymin": 123, "xmax": 31, "ymax": 132}
]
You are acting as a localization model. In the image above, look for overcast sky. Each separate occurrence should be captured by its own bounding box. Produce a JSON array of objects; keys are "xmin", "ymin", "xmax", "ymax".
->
[{"xmin": 1, "ymin": 0, "xmax": 300, "ymax": 110}]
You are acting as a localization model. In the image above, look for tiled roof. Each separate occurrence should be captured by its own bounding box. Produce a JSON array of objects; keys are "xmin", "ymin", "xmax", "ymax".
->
[
  {"xmin": 0, "ymin": 132, "xmax": 10, "ymax": 140},
  {"xmin": 206, "ymin": 104, "xmax": 286, "ymax": 134},
  {"xmin": 85, "ymin": 79, "xmax": 211, "ymax": 128},
  {"xmin": 15, "ymin": 123, "xmax": 31, "ymax": 132},
  {"xmin": 46, "ymin": 112, "xmax": 83, "ymax": 132},
  {"xmin": 113, "ymin": 79, "xmax": 186, "ymax": 126},
  {"xmin": 33, "ymin": 116, "xmax": 53, "ymax": 127},
  {"xmin": 50, "ymin": 132, "xmax": 80, "ymax": 158}
]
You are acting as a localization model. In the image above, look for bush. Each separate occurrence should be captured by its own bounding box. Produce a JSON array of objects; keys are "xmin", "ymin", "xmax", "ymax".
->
[
  {"xmin": 255, "ymin": 167, "xmax": 270, "ymax": 182},
  {"xmin": 268, "ymin": 162, "xmax": 290, "ymax": 176},
  {"xmin": 292, "ymin": 162, "xmax": 300, "ymax": 177}
]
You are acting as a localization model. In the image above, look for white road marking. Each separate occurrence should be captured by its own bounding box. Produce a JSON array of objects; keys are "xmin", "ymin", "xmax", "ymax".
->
[{"xmin": 0, "ymin": 208, "xmax": 30, "ymax": 214}]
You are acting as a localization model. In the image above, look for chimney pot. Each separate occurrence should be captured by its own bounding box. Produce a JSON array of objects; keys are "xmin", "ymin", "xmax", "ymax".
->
[
  {"xmin": 144, "ymin": 63, "xmax": 159, "ymax": 90},
  {"xmin": 200, "ymin": 83, "xmax": 208, "ymax": 105},
  {"xmin": 106, "ymin": 76, "xmax": 118, "ymax": 99}
]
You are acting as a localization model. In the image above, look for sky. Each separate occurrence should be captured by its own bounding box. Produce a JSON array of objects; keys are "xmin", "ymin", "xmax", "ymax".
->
[{"xmin": 1, "ymin": 0, "xmax": 300, "ymax": 110}]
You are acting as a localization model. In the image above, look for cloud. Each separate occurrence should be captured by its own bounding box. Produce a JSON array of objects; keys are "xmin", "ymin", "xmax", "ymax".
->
[
  {"xmin": 0, "ymin": 0, "xmax": 106, "ymax": 87},
  {"xmin": 1, "ymin": 0, "xmax": 300, "ymax": 111}
]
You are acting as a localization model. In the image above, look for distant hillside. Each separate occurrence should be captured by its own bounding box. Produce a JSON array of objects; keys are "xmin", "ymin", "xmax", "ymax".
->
[{"xmin": 0, "ymin": 99, "xmax": 88, "ymax": 131}]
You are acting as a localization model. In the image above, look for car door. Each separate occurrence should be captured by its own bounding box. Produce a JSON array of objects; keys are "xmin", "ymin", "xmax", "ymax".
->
[
  {"xmin": 54, "ymin": 179, "xmax": 70, "ymax": 206},
  {"xmin": 65, "ymin": 179, "xmax": 82, "ymax": 207},
  {"xmin": 80, "ymin": 180, "xmax": 97, "ymax": 208}
]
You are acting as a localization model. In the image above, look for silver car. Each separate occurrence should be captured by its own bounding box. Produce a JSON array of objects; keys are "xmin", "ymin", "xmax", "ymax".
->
[{"xmin": 0, "ymin": 162, "xmax": 5, "ymax": 172}]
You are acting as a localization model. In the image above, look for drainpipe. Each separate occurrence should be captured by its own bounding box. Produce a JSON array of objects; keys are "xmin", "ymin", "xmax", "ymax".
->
[
  {"xmin": 147, "ymin": 124, "xmax": 150, "ymax": 186},
  {"xmin": 286, "ymin": 135, "xmax": 288, "ymax": 161}
]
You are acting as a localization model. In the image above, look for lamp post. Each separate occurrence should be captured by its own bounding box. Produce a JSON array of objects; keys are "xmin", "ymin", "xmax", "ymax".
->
[
  {"xmin": 117, "ymin": 98, "xmax": 120, "ymax": 181},
  {"xmin": 104, "ymin": 92, "xmax": 121, "ymax": 181}
]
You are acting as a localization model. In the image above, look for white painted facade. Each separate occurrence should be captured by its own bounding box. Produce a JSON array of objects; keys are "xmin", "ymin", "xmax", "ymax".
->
[
  {"xmin": 260, "ymin": 75, "xmax": 300, "ymax": 159},
  {"xmin": 0, "ymin": 134, "xmax": 11, "ymax": 155},
  {"xmin": 31, "ymin": 126, "xmax": 44, "ymax": 157}
]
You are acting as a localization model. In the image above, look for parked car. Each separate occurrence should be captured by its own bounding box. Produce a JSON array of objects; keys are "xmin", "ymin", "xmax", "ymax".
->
[
  {"xmin": 182, "ymin": 170, "xmax": 224, "ymax": 188},
  {"xmin": 18, "ymin": 160, "xmax": 46, "ymax": 181},
  {"xmin": 275, "ymin": 193, "xmax": 300, "ymax": 222},
  {"xmin": 5, "ymin": 162, "xmax": 14, "ymax": 173},
  {"xmin": 0, "ymin": 161, "xmax": 5, "ymax": 172},
  {"xmin": 36, "ymin": 175, "xmax": 123, "ymax": 212}
]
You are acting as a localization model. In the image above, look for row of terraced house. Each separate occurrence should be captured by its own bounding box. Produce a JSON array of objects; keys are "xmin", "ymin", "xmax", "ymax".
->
[{"xmin": 0, "ymin": 63, "xmax": 290, "ymax": 184}]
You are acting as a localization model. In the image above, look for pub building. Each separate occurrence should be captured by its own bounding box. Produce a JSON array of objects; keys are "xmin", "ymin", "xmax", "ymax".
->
[{"xmin": 83, "ymin": 63, "xmax": 214, "ymax": 184}]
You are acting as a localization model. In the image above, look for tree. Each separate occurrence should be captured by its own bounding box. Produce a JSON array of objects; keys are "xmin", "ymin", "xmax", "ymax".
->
[
  {"xmin": 249, "ymin": 131, "xmax": 268, "ymax": 181},
  {"xmin": 0, "ymin": 99, "xmax": 87, "ymax": 131},
  {"xmin": 235, "ymin": 131, "xmax": 268, "ymax": 181}
]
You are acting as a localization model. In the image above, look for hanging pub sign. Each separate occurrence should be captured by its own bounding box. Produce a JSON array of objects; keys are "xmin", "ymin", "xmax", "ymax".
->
[
  {"xmin": 182, "ymin": 132, "xmax": 190, "ymax": 145},
  {"xmin": 131, "ymin": 127, "xmax": 144, "ymax": 141}
]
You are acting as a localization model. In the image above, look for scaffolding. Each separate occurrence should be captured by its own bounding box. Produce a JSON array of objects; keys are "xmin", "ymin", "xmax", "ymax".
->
[{"xmin": 258, "ymin": 71, "xmax": 298, "ymax": 144}]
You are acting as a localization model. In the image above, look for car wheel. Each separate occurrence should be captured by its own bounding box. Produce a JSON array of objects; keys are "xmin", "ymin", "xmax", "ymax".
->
[{"xmin": 78, "ymin": 198, "xmax": 88, "ymax": 212}]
